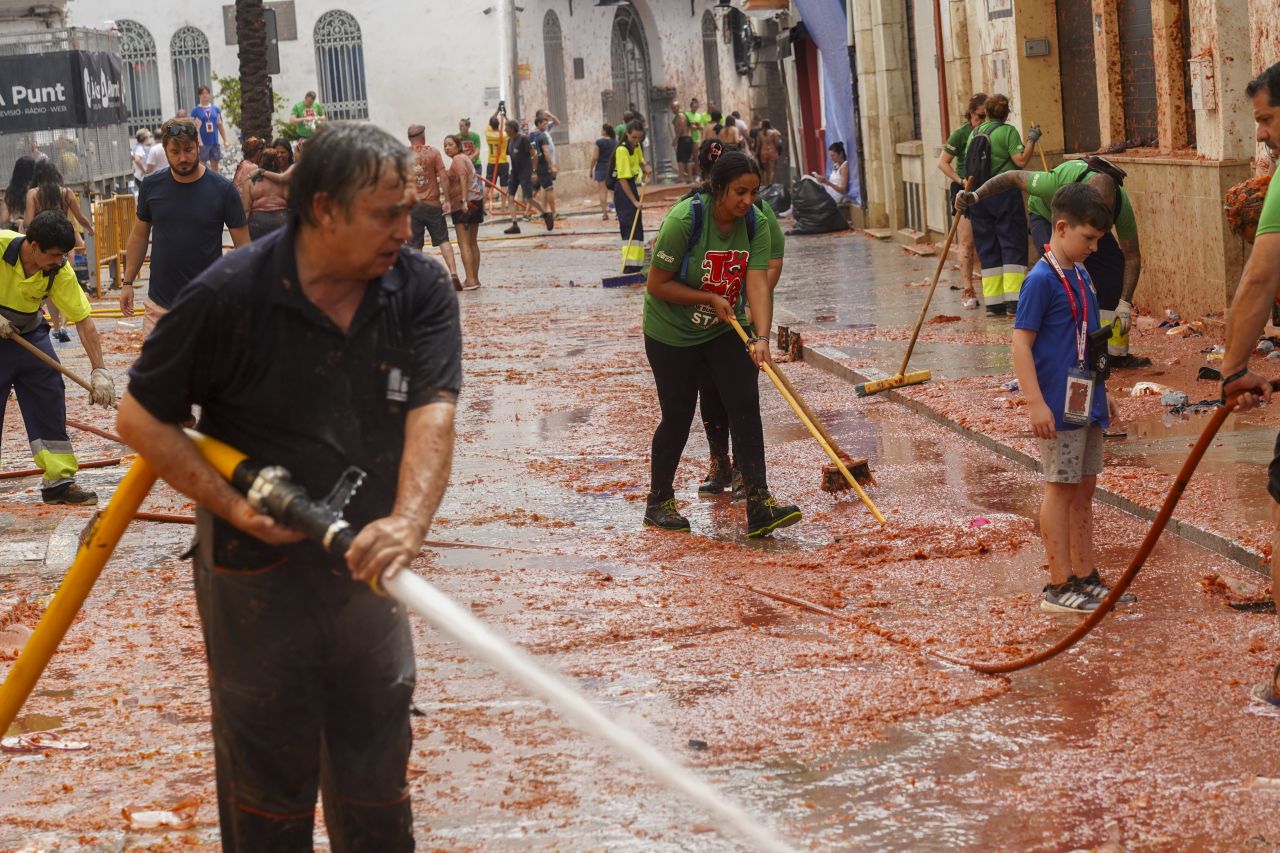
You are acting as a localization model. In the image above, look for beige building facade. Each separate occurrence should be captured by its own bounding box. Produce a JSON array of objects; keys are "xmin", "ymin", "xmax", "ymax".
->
[{"xmin": 848, "ymin": 0, "xmax": 1276, "ymax": 319}]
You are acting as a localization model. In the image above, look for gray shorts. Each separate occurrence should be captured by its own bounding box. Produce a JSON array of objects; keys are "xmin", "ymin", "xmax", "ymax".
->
[
  {"xmin": 1038, "ymin": 424, "xmax": 1104, "ymax": 484},
  {"xmin": 409, "ymin": 202, "xmax": 448, "ymax": 248}
]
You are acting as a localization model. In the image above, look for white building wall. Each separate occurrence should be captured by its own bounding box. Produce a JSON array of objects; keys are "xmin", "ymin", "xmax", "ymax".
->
[{"xmin": 68, "ymin": 0, "xmax": 752, "ymax": 189}]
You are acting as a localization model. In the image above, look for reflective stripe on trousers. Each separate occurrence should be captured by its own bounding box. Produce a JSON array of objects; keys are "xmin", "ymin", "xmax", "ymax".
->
[{"xmin": 0, "ymin": 324, "xmax": 77, "ymax": 486}]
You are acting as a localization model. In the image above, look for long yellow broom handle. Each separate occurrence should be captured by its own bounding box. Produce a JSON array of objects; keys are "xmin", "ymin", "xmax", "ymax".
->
[
  {"xmin": 896, "ymin": 176, "xmax": 972, "ymax": 378},
  {"xmin": 727, "ymin": 317, "xmax": 886, "ymax": 525}
]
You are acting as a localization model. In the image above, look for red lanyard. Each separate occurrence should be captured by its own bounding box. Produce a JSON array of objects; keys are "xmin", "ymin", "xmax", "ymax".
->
[{"xmin": 1043, "ymin": 247, "xmax": 1088, "ymax": 367}]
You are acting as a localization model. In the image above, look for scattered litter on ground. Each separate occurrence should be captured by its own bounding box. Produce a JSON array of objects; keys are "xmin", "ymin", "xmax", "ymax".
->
[
  {"xmin": 1131, "ymin": 382, "xmax": 1175, "ymax": 397},
  {"xmin": 2, "ymin": 731, "xmax": 89, "ymax": 752},
  {"xmin": 120, "ymin": 796, "xmax": 200, "ymax": 831}
]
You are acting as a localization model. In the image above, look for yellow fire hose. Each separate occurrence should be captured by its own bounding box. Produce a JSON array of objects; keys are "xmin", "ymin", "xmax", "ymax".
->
[
  {"xmin": 726, "ymin": 317, "xmax": 885, "ymax": 524},
  {"xmin": 0, "ymin": 432, "xmax": 248, "ymax": 736}
]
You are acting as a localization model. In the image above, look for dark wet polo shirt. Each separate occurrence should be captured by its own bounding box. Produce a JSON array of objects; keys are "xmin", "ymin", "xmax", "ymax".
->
[{"xmin": 127, "ymin": 219, "xmax": 462, "ymax": 570}]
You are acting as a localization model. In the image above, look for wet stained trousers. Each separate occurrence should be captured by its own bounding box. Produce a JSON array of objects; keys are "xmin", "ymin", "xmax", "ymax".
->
[
  {"xmin": 195, "ymin": 524, "xmax": 416, "ymax": 852},
  {"xmin": 0, "ymin": 325, "xmax": 78, "ymax": 486},
  {"xmin": 645, "ymin": 331, "xmax": 767, "ymax": 499}
]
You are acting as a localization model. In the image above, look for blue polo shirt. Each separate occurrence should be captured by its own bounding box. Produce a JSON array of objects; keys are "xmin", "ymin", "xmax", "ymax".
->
[{"xmin": 1014, "ymin": 257, "xmax": 1110, "ymax": 431}]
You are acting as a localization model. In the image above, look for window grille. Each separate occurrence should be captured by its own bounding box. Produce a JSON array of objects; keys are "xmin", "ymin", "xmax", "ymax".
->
[
  {"xmin": 118, "ymin": 19, "xmax": 163, "ymax": 137},
  {"xmin": 170, "ymin": 26, "xmax": 212, "ymax": 116},
  {"xmin": 314, "ymin": 10, "xmax": 368, "ymax": 120},
  {"xmin": 543, "ymin": 12, "xmax": 569, "ymax": 144}
]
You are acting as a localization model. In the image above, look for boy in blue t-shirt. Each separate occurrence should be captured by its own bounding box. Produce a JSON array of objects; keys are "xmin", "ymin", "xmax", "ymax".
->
[
  {"xmin": 1012, "ymin": 183, "xmax": 1127, "ymax": 613},
  {"xmin": 190, "ymin": 84, "xmax": 228, "ymax": 173}
]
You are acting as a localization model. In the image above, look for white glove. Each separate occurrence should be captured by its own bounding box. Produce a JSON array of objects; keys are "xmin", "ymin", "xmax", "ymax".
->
[
  {"xmin": 89, "ymin": 368, "xmax": 116, "ymax": 408},
  {"xmin": 954, "ymin": 190, "xmax": 979, "ymax": 212},
  {"xmin": 0, "ymin": 315, "xmax": 14, "ymax": 339},
  {"xmin": 1114, "ymin": 299, "xmax": 1133, "ymax": 334}
]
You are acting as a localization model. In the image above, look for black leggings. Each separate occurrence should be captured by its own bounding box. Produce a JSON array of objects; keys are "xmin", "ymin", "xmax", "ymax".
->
[
  {"xmin": 645, "ymin": 332, "xmax": 766, "ymax": 500},
  {"xmin": 698, "ymin": 372, "xmax": 733, "ymax": 462}
]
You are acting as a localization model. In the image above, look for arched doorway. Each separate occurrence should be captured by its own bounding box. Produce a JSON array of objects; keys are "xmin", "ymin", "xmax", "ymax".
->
[
  {"xmin": 118, "ymin": 19, "xmax": 162, "ymax": 137},
  {"xmin": 610, "ymin": 7, "xmax": 651, "ymax": 126}
]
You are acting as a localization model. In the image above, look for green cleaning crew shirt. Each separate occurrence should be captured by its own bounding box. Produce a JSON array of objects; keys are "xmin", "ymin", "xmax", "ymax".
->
[
  {"xmin": 760, "ymin": 199, "xmax": 784, "ymax": 260},
  {"xmin": 1026, "ymin": 161, "xmax": 1138, "ymax": 241},
  {"xmin": 965, "ymin": 120, "xmax": 1023, "ymax": 176},
  {"xmin": 943, "ymin": 124, "xmax": 975, "ymax": 179},
  {"xmin": 685, "ymin": 111, "xmax": 711, "ymax": 144},
  {"xmin": 1256, "ymin": 173, "xmax": 1280, "ymax": 238},
  {"xmin": 643, "ymin": 193, "xmax": 771, "ymax": 347}
]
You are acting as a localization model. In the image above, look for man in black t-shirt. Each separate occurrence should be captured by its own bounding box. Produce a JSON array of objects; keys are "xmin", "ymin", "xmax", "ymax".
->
[
  {"xmin": 116, "ymin": 123, "xmax": 462, "ymax": 850},
  {"xmin": 503, "ymin": 118, "xmax": 552, "ymax": 235},
  {"xmin": 119, "ymin": 117, "xmax": 248, "ymax": 336}
]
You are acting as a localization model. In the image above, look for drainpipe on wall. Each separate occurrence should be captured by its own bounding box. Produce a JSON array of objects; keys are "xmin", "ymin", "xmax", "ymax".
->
[
  {"xmin": 932, "ymin": 0, "xmax": 949, "ymax": 138},
  {"xmin": 498, "ymin": 0, "xmax": 519, "ymax": 118}
]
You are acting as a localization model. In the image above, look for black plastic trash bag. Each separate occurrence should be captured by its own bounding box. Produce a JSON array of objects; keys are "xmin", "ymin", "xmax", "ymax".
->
[
  {"xmin": 789, "ymin": 178, "xmax": 849, "ymax": 235},
  {"xmin": 758, "ymin": 183, "xmax": 791, "ymax": 217}
]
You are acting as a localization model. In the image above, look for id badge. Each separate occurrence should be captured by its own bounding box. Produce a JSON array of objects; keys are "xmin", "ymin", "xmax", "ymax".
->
[
  {"xmin": 1063, "ymin": 367, "xmax": 1095, "ymax": 426},
  {"xmin": 205, "ymin": 121, "xmax": 214, "ymax": 135}
]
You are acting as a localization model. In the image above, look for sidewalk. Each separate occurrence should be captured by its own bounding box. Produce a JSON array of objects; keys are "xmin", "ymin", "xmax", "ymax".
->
[{"xmin": 777, "ymin": 230, "xmax": 1280, "ymax": 578}]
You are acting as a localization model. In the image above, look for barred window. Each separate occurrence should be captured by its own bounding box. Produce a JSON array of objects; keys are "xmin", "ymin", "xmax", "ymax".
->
[
  {"xmin": 543, "ymin": 12, "xmax": 569, "ymax": 144},
  {"xmin": 171, "ymin": 26, "xmax": 212, "ymax": 115},
  {"xmin": 118, "ymin": 19, "xmax": 163, "ymax": 137},
  {"xmin": 314, "ymin": 10, "xmax": 368, "ymax": 120}
]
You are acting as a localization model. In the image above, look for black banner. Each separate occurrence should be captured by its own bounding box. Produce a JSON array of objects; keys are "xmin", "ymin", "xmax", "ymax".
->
[{"xmin": 0, "ymin": 50, "xmax": 127, "ymax": 133}]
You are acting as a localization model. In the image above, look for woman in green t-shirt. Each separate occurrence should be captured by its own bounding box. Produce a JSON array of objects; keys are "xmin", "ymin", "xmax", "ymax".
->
[
  {"xmin": 641, "ymin": 150, "xmax": 801, "ymax": 538},
  {"xmin": 690, "ymin": 140, "xmax": 787, "ymax": 502},
  {"xmin": 937, "ymin": 92, "xmax": 987, "ymax": 309}
]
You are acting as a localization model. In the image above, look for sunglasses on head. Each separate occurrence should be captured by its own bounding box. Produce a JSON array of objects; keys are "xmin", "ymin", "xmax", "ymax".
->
[{"xmin": 162, "ymin": 123, "xmax": 198, "ymax": 140}]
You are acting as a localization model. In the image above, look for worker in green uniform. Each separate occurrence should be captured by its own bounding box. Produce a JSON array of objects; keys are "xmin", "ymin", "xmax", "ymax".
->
[
  {"xmin": 937, "ymin": 92, "xmax": 987, "ymax": 309},
  {"xmin": 957, "ymin": 155, "xmax": 1148, "ymax": 367},
  {"xmin": 956, "ymin": 94, "xmax": 1040, "ymax": 316},
  {"xmin": 1220, "ymin": 60, "xmax": 1280, "ymax": 707}
]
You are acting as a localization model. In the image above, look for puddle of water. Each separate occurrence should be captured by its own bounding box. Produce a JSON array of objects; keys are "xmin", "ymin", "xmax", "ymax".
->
[{"xmin": 6, "ymin": 713, "xmax": 63, "ymax": 737}]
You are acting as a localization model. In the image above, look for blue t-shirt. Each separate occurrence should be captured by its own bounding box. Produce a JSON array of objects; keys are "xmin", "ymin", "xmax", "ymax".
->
[
  {"xmin": 137, "ymin": 168, "xmax": 246, "ymax": 308},
  {"xmin": 1014, "ymin": 257, "xmax": 1110, "ymax": 431},
  {"xmin": 191, "ymin": 104, "xmax": 221, "ymax": 145}
]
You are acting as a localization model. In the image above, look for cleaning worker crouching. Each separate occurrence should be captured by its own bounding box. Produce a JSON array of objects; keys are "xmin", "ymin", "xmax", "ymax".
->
[
  {"xmin": 116, "ymin": 123, "xmax": 462, "ymax": 850},
  {"xmin": 693, "ymin": 139, "xmax": 787, "ymax": 501},
  {"xmin": 0, "ymin": 211, "xmax": 115, "ymax": 505},
  {"xmin": 642, "ymin": 150, "xmax": 801, "ymax": 537},
  {"xmin": 1011, "ymin": 183, "xmax": 1131, "ymax": 613}
]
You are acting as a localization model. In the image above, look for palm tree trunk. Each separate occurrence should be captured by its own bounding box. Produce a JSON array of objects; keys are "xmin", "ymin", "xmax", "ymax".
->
[{"xmin": 236, "ymin": 0, "xmax": 272, "ymax": 140}]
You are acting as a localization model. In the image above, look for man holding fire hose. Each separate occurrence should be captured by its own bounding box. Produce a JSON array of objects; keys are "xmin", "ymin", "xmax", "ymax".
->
[
  {"xmin": 1221, "ymin": 61, "xmax": 1280, "ymax": 707},
  {"xmin": 116, "ymin": 123, "xmax": 462, "ymax": 849}
]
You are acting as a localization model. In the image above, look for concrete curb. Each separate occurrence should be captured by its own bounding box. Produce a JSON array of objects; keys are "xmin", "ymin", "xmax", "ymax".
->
[{"xmin": 802, "ymin": 343, "xmax": 1267, "ymax": 576}]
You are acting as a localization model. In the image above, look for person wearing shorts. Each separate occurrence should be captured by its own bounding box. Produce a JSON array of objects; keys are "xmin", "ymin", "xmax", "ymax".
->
[
  {"xmin": 443, "ymin": 134, "xmax": 484, "ymax": 290},
  {"xmin": 406, "ymin": 124, "xmax": 461, "ymax": 289},
  {"xmin": 190, "ymin": 85, "xmax": 228, "ymax": 173},
  {"xmin": 1012, "ymin": 183, "xmax": 1125, "ymax": 615},
  {"xmin": 502, "ymin": 119, "xmax": 552, "ymax": 235}
]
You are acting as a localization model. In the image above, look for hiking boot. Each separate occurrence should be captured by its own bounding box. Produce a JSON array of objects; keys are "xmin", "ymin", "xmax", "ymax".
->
[
  {"xmin": 1078, "ymin": 570, "xmax": 1136, "ymax": 604},
  {"xmin": 1110, "ymin": 354, "xmax": 1152, "ymax": 370},
  {"xmin": 730, "ymin": 468, "xmax": 746, "ymax": 503},
  {"xmin": 41, "ymin": 481, "xmax": 98, "ymax": 506},
  {"xmin": 746, "ymin": 489, "xmax": 801, "ymax": 538},
  {"xmin": 985, "ymin": 303, "xmax": 1007, "ymax": 317},
  {"xmin": 503, "ymin": 223, "xmax": 521, "ymax": 235},
  {"xmin": 54, "ymin": 328, "xmax": 71, "ymax": 342},
  {"xmin": 1040, "ymin": 578, "xmax": 1100, "ymax": 613},
  {"xmin": 643, "ymin": 497, "xmax": 690, "ymax": 531},
  {"xmin": 697, "ymin": 456, "xmax": 733, "ymax": 495}
]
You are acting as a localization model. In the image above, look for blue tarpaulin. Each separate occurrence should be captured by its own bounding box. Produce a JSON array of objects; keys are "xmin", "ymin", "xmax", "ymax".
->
[{"xmin": 793, "ymin": 0, "xmax": 861, "ymax": 205}]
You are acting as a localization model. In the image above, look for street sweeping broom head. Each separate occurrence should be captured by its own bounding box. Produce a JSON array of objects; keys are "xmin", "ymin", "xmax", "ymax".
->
[
  {"xmin": 854, "ymin": 369, "xmax": 932, "ymax": 397},
  {"xmin": 821, "ymin": 456, "xmax": 875, "ymax": 492}
]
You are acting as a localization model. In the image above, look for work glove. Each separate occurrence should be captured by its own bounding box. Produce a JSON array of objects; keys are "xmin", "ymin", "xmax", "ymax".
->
[
  {"xmin": 954, "ymin": 190, "xmax": 979, "ymax": 212},
  {"xmin": 1027, "ymin": 124, "xmax": 1042, "ymax": 144},
  {"xmin": 1113, "ymin": 299, "xmax": 1133, "ymax": 334},
  {"xmin": 0, "ymin": 315, "xmax": 14, "ymax": 339},
  {"xmin": 89, "ymin": 368, "xmax": 116, "ymax": 408}
]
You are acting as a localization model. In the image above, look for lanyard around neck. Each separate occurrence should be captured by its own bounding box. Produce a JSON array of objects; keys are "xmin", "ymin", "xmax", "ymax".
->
[{"xmin": 1043, "ymin": 247, "xmax": 1089, "ymax": 366}]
